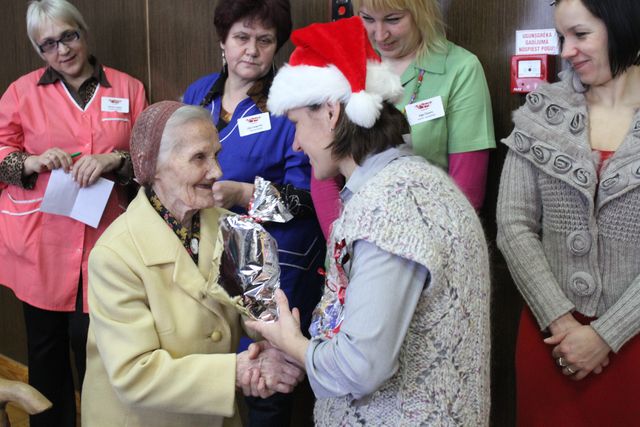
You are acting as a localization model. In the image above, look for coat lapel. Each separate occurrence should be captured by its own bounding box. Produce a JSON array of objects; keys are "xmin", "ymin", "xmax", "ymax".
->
[{"xmin": 125, "ymin": 189, "xmax": 239, "ymax": 314}]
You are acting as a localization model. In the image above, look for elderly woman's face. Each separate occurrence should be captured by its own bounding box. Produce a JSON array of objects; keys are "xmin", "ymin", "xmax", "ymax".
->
[
  {"xmin": 358, "ymin": 7, "xmax": 421, "ymax": 61},
  {"xmin": 221, "ymin": 19, "xmax": 277, "ymax": 83},
  {"xmin": 555, "ymin": 0, "xmax": 611, "ymax": 86},
  {"xmin": 288, "ymin": 106, "xmax": 338, "ymax": 181},
  {"xmin": 37, "ymin": 18, "xmax": 90, "ymax": 82},
  {"xmin": 153, "ymin": 120, "xmax": 223, "ymax": 215}
]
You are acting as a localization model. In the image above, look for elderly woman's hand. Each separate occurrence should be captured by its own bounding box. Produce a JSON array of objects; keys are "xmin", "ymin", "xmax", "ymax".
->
[
  {"xmin": 211, "ymin": 181, "xmax": 254, "ymax": 209},
  {"xmin": 236, "ymin": 340, "xmax": 305, "ymax": 398},
  {"xmin": 246, "ymin": 289, "xmax": 310, "ymax": 367},
  {"xmin": 71, "ymin": 153, "xmax": 123, "ymax": 187},
  {"xmin": 23, "ymin": 147, "xmax": 73, "ymax": 175}
]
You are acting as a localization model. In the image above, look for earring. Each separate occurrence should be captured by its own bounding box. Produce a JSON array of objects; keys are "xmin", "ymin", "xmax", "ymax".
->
[{"xmin": 221, "ymin": 49, "xmax": 227, "ymax": 68}]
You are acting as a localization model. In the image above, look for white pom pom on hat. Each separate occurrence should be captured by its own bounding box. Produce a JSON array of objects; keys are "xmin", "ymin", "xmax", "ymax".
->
[{"xmin": 267, "ymin": 16, "xmax": 402, "ymax": 129}]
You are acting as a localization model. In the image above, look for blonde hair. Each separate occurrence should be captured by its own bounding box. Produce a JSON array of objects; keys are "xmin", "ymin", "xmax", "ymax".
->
[
  {"xmin": 353, "ymin": 0, "xmax": 447, "ymax": 59},
  {"xmin": 26, "ymin": 0, "xmax": 89, "ymax": 55}
]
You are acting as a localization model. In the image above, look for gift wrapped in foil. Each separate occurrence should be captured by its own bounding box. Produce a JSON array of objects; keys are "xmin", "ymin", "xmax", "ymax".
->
[{"xmin": 217, "ymin": 176, "xmax": 293, "ymax": 321}]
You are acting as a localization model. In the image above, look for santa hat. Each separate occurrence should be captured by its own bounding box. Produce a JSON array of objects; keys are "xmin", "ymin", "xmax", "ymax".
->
[{"xmin": 267, "ymin": 16, "xmax": 402, "ymax": 128}]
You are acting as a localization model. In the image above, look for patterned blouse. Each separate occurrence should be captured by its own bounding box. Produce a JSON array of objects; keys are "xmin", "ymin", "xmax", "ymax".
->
[{"xmin": 145, "ymin": 187, "xmax": 201, "ymax": 264}]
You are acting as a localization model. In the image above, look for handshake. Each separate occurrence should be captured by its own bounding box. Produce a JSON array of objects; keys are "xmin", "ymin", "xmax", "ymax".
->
[{"xmin": 235, "ymin": 341, "xmax": 305, "ymax": 398}]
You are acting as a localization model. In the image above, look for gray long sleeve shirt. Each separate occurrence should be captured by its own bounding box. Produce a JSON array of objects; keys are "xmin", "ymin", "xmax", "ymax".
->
[{"xmin": 305, "ymin": 146, "xmax": 430, "ymax": 399}]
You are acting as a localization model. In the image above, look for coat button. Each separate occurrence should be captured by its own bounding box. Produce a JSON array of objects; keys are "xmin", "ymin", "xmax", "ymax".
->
[
  {"xmin": 569, "ymin": 272, "xmax": 596, "ymax": 297},
  {"xmin": 210, "ymin": 331, "xmax": 222, "ymax": 342},
  {"xmin": 567, "ymin": 231, "xmax": 591, "ymax": 256}
]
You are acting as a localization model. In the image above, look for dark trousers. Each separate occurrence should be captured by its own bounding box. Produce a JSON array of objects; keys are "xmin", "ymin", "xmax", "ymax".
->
[
  {"xmin": 23, "ymin": 294, "xmax": 89, "ymax": 427},
  {"xmin": 245, "ymin": 392, "xmax": 294, "ymax": 427}
]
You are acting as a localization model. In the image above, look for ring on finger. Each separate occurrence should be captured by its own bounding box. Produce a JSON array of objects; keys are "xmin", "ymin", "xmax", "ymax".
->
[
  {"xmin": 566, "ymin": 366, "xmax": 576, "ymax": 375},
  {"xmin": 556, "ymin": 357, "xmax": 568, "ymax": 367}
]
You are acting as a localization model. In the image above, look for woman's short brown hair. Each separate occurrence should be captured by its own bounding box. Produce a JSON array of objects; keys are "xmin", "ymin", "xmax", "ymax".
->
[
  {"xmin": 327, "ymin": 101, "xmax": 409, "ymax": 165},
  {"xmin": 213, "ymin": 0, "xmax": 292, "ymax": 51}
]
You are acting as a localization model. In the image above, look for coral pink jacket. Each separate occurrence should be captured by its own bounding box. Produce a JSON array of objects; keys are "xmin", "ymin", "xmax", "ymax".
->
[{"xmin": 0, "ymin": 66, "xmax": 146, "ymax": 311}]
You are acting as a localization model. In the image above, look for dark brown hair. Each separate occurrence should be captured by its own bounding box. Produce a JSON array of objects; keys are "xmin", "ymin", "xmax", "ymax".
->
[
  {"xmin": 327, "ymin": 101, "xmax": 410, "ymax": 164},
  {"xmin": 555, "ymin": 0, "xmax": 640, "ymax": 77},
  {"xmin": 213, "ymin": 0, "xmax": 292, "ymax": 51}
]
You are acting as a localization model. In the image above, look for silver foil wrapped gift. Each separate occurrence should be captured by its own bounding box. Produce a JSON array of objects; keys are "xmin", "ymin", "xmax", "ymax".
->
[{"xmin": 217, "ymin": 176, "xmax": 293, "ymax": 321}]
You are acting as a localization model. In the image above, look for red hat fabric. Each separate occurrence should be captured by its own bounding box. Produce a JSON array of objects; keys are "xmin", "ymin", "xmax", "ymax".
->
[{"xmin": 267, "ymin": 16, "xmax": 402, "ymax": 128}]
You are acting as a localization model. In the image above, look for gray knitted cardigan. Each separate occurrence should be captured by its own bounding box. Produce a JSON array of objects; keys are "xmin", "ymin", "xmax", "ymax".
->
[
  {"xmin": 497, "ymin": 71, "xmax": 640, "ymax": 352},
  {"xmin": 313, "ymin": 155, "xmax": 491, "ymax": 426}
]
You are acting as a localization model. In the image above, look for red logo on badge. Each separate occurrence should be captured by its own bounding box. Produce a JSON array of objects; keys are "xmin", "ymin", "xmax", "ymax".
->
[
  {"xmin": 247, "ymin": 117, "xmax": 259, "ymax": 123},
  {"xmin": 109, "ymin": 99, "xmax": 121, "ymax": 105},
  {"xmin": 415, "ymin": 101, "xmax": 431, "ymax": 110}
]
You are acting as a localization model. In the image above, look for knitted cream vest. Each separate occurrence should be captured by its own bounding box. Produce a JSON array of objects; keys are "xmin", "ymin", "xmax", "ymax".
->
[{"xmin": 313, "ymin": 155, "xmax": 491, "ymax": 426}]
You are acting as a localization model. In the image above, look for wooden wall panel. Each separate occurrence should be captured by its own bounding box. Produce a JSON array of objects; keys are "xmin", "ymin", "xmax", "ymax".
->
[
  {"xmin": 147, "ymin": 0, "xmax": 218, "ymax": 102},
  {"xmin": 0, "ymin": 2, "xmax": 45, "ymax": 93},
  {"xmin": 441, "ymin": 1, "xmax": 555, "ymax": 425},
  {"xmin": 71, "ymin": 0, "xmax": 148, "ymax": 89}
]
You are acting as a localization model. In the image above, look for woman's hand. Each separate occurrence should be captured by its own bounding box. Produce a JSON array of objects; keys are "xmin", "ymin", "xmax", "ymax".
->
[
  {"xmin": 254, "ymin": 341, "xmax": 305, "ymax": 391},
  {"xmin": 236, "ymin": 349, "xmax": 269, "ymax": 398},
  {"xmin": 545, "ymin": 325, "xmax": 612, "ymax": 380},
  {"xmin": 548, "ymin": 312, "xmax": 581, "ymax": 336},
  {"xmin": 211, "ymin": 181, "xmax": 254, "ymax": 209},
  {"xmin": 236, "ymin": 340, "xmax": 305, "ymax": 398},
  {"xmin": 23, "ymin": 148, "xmax": 73, "ymax": 176},
  {"xmin": 71, "ymin": 153, "xmax": 122, "ymax": 187},
  {"xmin": 245, "ymin": 289, "xmax": 309, "ymax": 367}
]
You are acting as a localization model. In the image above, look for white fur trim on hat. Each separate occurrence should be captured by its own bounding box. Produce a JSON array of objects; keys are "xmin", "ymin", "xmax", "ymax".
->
[
  {"xmin": 267, "ymin": 64, "xmax": 351, "ymax": 116},
  {"xmin": 345, "ymin": 91, "xmax": 383, "ymax": 128},
  {"xmin": 268, "ymin": 61, "xmax": 402, "ymax": 128},
  {"xmin": 366, "ymin": 61, "xmax": 404, "ymax": 103}
]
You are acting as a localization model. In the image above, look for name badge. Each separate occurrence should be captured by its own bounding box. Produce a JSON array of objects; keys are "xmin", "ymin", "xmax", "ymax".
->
[
  {"xmin": 238, "ymin": 112, "xmax": 271, "ymax": 137},
  {"xmin": 101, "ymin": 97, "xmax": 130, "ymax": 113},
  {"xmin": 405, "ymin": 96, "xmax": 445, "ymax": 126}
]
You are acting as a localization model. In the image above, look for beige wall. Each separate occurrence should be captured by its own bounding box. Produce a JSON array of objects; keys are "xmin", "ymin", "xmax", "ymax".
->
[{"xmin": 0, "ymin": 1, "xmax": 555, "ymax": 425}]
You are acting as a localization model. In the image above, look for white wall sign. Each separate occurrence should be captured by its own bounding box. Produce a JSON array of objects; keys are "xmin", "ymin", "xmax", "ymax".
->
[{"xmin": 515, "ymin": 29, "xmax": 559, "ymax": 55}]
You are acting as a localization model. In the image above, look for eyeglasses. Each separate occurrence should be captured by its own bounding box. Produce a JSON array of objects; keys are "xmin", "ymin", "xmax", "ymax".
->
[{"xmin": 38, "ymin": 30, "xmax": 80, "ymax": 54}]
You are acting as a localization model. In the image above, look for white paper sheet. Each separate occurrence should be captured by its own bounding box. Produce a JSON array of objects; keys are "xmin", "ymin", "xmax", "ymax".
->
[{"xmin": 39, "ymin": 169, "xmax": 114, "ymax": 228}]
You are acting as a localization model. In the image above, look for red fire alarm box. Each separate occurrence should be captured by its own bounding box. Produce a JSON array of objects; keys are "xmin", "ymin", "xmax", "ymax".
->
[
  {"xmin": 331, "ymin": 0, "xmax": 353, "ymax": 21},
  {"xmin": 510, "ymin": 54, "xmax": 555, "ymax": 94}
]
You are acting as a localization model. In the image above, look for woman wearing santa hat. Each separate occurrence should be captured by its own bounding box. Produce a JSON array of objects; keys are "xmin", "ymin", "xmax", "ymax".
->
[{"xmin": 248, "ymin": 16, "xmax": 491, "ymax": 426}]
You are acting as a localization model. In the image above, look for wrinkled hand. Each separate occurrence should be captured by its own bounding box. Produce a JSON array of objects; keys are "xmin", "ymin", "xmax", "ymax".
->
[
  {"xmin": 237, "ymin": 349, "xmax": 268, "ymax": 398},
  {"xmin": 211, "ymin": 181, "xmax": 254, "ymax": 209},
  {"xmin": 545, "ymin": 325, "xmax": 612, "ymax": 381},
  {"xmin": 23, "ymin": 148, "xmax": 73, "ymax": 175},
  {"xmin": 236, "ymin": 340, "xmax": 305, "ymax": 398},
  {"xmin": 246, "ymin": 289, "xmax": 309, "ymax": 367},
  {"xmin": 71, "ymin": 153, "xmax": 121, "ymax": 187}
]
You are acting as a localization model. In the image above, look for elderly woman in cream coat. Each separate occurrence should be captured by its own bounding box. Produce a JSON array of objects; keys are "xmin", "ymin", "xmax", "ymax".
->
[{"xmin": 81, "ymin": 101, "xmax": 304, "ymax": 427}]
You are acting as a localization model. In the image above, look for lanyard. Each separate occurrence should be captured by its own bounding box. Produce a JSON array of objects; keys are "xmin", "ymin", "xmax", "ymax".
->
[
  {"xmin": 209, "ymin": 98, "xmax": 258, "ymax": 143},
  {"xmin": 407, "ymin": 69, "xmax": 426, "ymax": 105}
]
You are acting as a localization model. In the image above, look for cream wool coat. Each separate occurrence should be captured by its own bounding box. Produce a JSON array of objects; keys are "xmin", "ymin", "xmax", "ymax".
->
[{"xmin": 82, "ymin": 189, "xmax": 248, "ymax": 427}]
